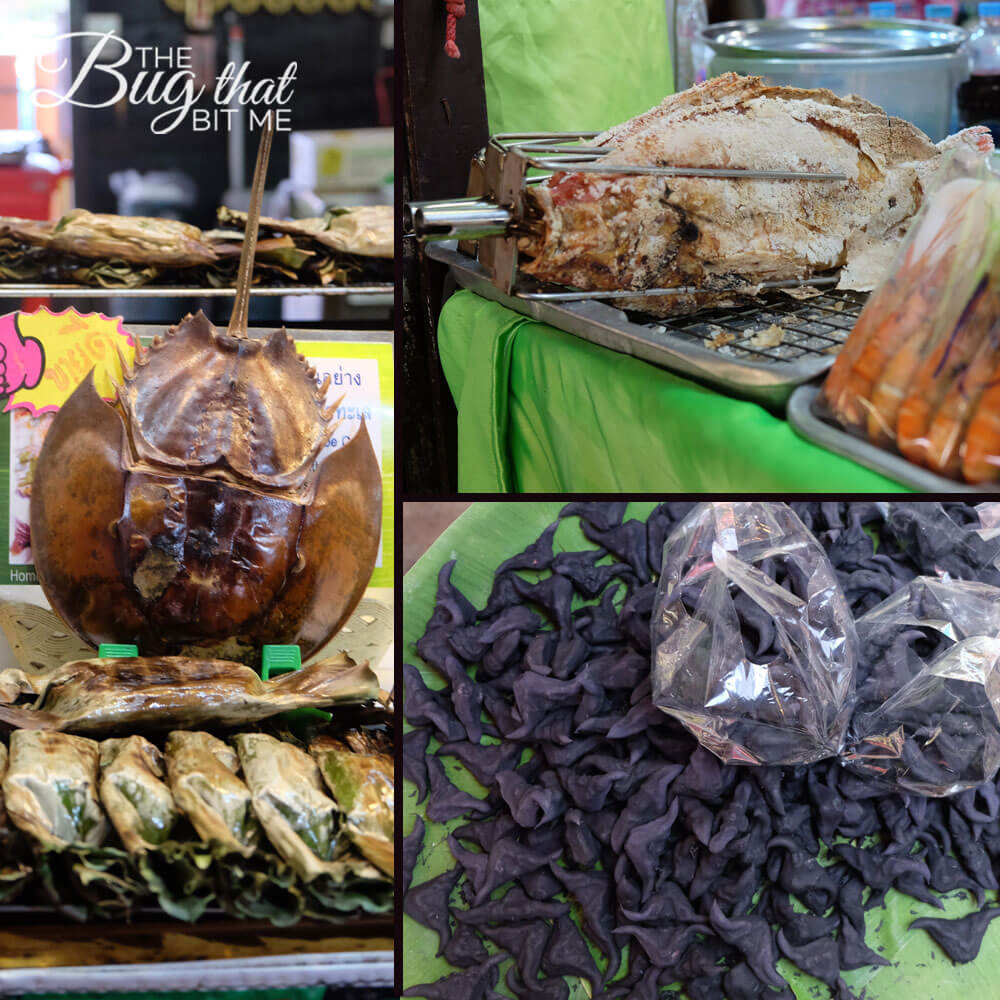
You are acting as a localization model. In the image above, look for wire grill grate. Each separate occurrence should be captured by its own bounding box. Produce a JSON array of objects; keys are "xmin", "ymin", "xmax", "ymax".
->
[{"xmin": 623, "ymin": 288, "xmax": 869, "ymax": 365}]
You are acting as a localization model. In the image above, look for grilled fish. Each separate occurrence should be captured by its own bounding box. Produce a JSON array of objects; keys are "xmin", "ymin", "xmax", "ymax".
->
[
  {"xmin": 0, "ymin": 653, "xmax": 377, "ymax": 733},
  {"xmin": 518, "ymin": 74, "xmax": 993, "ymax": 314}
]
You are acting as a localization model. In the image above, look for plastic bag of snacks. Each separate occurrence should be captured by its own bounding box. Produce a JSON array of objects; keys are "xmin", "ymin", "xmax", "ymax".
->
[
  {"xmin": 820, "ymin": 149, "xmax": 1000, "ymax": 483},
  {"xmin": 886, "ymin": 501, "xmax": 1000, "ymax": 587},
  {"xmin": 651, "ymin": 501, "xmax": 858, "ymax": 765},
  {"xmin": 843, "ymin": 576, "xmax": 1000, "ymax": 796}
]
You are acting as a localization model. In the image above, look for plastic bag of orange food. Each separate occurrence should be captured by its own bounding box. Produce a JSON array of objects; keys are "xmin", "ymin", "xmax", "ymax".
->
[{"xmin": 820, "ymin": 150, "xmax": 1000, "ymax": 484}]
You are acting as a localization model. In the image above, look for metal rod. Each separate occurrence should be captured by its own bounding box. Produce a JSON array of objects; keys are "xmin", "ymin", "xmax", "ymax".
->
[
  {"xmin": 407, "ymin": 199, "xmax": 512, "ymax": 241},
  {"xmin": 0, "ymin": 284, "xmax": 391, "ymax": 297},
  {"xmin": 516, "ymin": 276, "xmax": 839, "ymax": 301},
  {"xmin": 524, "ymin": 159, "xmax": 848, "ymax": 181}
]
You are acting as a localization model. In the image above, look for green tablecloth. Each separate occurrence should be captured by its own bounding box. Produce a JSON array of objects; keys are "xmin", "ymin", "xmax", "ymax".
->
[
  {"xmin": 438, "ymin": 291, "xmax": 910, "ymax": 493},
  {"xmin": 402, "ymin": 503, "xmax": 998, "ymax": 1000},
  {"xmin": 478, "ymin": 0, "xmax": 673, "ymax": 135}
]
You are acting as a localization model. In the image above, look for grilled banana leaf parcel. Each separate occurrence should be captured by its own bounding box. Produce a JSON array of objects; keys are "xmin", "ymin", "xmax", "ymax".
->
[
  {"xmin": 3, "ymin": 731, "xmax": 107, "ymax": 850},
  {"xmin": 99, "ymin": 736, "xmax": 178, "ymax": 854},
  {"xmin": 48, "ymin": 209, "xmax": 217, "ymax": 267},
  {"xmin": 234, "ymin": 733, "xmax": 341, "ymax": 882},
  {"xmin": 217, "ymin": 205, "xmax": 393, "ymax": 259},
  {"xmin": 311, "ymin": 734, "xmax": 393, "ymax": 876},
  {"xmin": 0, "ymin": 653, "xmax": 378, "ymax": 734},
  {"xmin": 165, "ymin": 731, "xmax": 258, "ymax": 857},
  {"xmin": 0, "ymin": 743, "xmax": 30, "ymax": 900}
]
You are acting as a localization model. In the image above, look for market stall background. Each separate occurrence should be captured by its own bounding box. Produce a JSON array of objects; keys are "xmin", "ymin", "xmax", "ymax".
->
[
  {"xmin": 1, "ymin": 0, "xmax": 393, "ymax": 328},
  {"xmin": 400, "ymin": 0, "xmax": 987, "ymax": 493}
]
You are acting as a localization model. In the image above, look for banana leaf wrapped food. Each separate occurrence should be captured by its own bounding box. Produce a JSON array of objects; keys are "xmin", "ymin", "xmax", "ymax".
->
[
  {"xmin": 0, "ymin": 743, "xmax": 31, "ymax": 901},
  {"xmin": 0, "ymin": 653, "xmax": 378, "ymax": 734},
  {"xmin": 234, "ymin": 733, "xmax": 389, "ymax": 917},
  {"xmin": 234, "ymin": 732, "xmax": 340, "ymax": 881},
  {"xmin": 99, "ymin": 736, "xmax": 178, "ymax": 854},
  {"xmin": 3, "ymin": 731, "xmax": 108, "ymax": 850},
  {"xmin": 213, "ymin": 205, "xmax": 393, "ymax": 286},
  {"xmin": 311, "ymin": 733, "xmax": 393, "ymax": 876},
  {"xmin": 0, "ymin": 724, "xmax": 392, "ymax": 921},
  {"xmin": 0, "ymin": 206, "xmax": 391, "ymax": 288},
  {"xmin": 165, "ymin": 731, "xmax": 258, "ymax": 857},
  {"xmin": 48, "ymin": 209, "xmax": 216, "ymax": 268}
]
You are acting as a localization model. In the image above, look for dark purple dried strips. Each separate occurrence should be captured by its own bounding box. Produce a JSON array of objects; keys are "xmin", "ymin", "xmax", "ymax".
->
[
  {"xmin": 403, "ymin": 727, "xmax": 432, "ymax": 804},
  {"xmin": 404, "ymin": 501, "xmax": 1000, "ymax": 1000},
  {"xmin": 911, "ymin": 907, "xmax": 1000, "ymax": 963},
  {"xmin": 401, "ymin": 954, "xmax": 505, "ymax": 1000},
  {"xmin": 404, "ymin": 865, "xmax": 461, "ymax": 955},
  {"xmin": 402, "ymin": 815, "xmax": 425, "ymax": 894},
  {"xmin": 424, "ymin": 755, "xmax": 493, "ymax": 825}
]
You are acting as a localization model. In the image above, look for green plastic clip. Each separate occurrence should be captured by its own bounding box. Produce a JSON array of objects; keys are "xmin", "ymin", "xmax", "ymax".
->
[
  {"xmin": 98, "ymin": 643, "xmax": 139, "ymax": 658},
  {"xmin": 261, "ymin": 644, "xmax": 330, "ymax": 725}
]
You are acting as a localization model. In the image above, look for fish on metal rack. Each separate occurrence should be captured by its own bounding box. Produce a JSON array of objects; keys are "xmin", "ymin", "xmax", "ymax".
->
[{"xmin": 517, "ymin": 74, "xmax": 993, "ymax": 315}]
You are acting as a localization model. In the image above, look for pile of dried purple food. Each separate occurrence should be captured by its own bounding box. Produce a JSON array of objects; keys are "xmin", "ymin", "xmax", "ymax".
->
[{"xmin": 403, "ymin": 501, "xmax": 1000, "ymax": 1000}]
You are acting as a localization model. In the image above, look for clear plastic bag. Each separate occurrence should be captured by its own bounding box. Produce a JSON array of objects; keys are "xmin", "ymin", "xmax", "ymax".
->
[
  {"xmin": 843, "ymin": 576, "xmax": 1000, "ymax": 796},
  {"xmin": 885, "ymin": 501, "xmax": 1000, "ymax": 586},
  {"xmin": 820, "ymin": 148, "xmax": 1000, "ymax": 484},
  {"xmin": 651, "ymin": 501, "xmax": 858, "ymax": 765}
]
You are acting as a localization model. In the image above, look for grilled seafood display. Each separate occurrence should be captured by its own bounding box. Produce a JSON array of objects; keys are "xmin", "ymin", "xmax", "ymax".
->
[
  {"xmin": 820, "ymin": 154, "xmax": 1000, "ymax": 483},
  {"xmin": 0, "ymin": 653, "xmax": 378, "ymax": 733},
  {"xmin": 0, "ymin": 204, "xmax": 392, "ymax": 288},
  {"xmin": 518, "ymin": 74, "xmax": 993, "ymax": 315},
  {"xmin": 29, "ymin": 115, "xmax": 383, "ymax": 660}
]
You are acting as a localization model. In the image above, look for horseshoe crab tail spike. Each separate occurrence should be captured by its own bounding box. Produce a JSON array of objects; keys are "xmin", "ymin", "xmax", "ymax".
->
[
  {"xmin": 321, "ymin": 393, "xmax": 345, "ymax": 423},
  {"xmin": 116, "ymin": 344, "xmax": 135, "ymax": 382},
  {"xmin": 228, "ymin": 110, "xmax": 275, "ymax": 342}
]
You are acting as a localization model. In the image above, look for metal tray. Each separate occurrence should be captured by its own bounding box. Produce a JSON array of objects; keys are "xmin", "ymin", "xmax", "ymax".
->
[
  {"xmin": 428, "ymin": 243, "xmax": 866, "ymax": 410},
  {"xmin": 0, "ymin": 952, "xmax": 393, "ymax": 995},
  {"xmin": 0, "ymin": 283, "xmax": 392, "ymax": 298},
  {"xmin": 787, "ymin": 383, "xmax": 995, "ymax": 492}
]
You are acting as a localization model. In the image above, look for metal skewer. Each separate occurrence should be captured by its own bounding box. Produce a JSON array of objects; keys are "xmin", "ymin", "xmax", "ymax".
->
[
  {"xmin": 228, "ymin": 110, "xmax": 274, "ymax": 340},
  {"xmin": 407, "ymin": 131, "xmax": 855, "ymax": 297},
  {"xmin": 516, "ymin": 275, "xmax": 838, "ymax": 301}
]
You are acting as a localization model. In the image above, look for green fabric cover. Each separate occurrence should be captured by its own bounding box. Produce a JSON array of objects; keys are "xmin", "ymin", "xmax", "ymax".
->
[
  {"xmin": 402, "ymin": 503, "xmax": 1000, "ymax": 1000},
  {"xmin": 477, "ymin": 0, "xmax": 674, "ymax": 134},
  {"xmin": 438, "ymin": 290, "xmax": 910, "ymax": 492}
]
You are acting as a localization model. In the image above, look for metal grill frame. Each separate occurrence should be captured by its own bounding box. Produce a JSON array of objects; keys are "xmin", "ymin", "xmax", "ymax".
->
[{"xmin": 428, "ymin": 243, "xmax": 867, "ymax": 410}]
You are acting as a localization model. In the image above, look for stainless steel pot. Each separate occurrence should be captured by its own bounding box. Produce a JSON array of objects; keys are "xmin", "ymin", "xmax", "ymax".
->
[{"xmin": 702, "ymin": 17, "xmax": 970, "ymax": 142}]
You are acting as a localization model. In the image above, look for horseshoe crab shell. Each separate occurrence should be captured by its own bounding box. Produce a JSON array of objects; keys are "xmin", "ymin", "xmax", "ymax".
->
[{"xmin": 29, "ymin": 310, "xmax": 382, "ymax": 661}]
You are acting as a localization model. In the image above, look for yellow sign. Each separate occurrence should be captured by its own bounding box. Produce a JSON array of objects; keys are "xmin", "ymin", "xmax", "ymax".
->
[{"xmin": 2, "ymin": 309, "xmax": 135, "ymax": 416}]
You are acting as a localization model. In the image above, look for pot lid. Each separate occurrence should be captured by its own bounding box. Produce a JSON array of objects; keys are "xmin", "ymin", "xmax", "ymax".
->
[{"xmin": 702, "ymin": 17, "xmax": 966, "ymax": 58}]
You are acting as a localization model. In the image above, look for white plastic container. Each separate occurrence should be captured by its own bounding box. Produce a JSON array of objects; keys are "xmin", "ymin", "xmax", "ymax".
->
[{"xmin": 289, "ymin": 128, "xmax": 394, "ymax": 194}]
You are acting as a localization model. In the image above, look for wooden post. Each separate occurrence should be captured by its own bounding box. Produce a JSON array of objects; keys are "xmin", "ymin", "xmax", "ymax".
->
[{"xmin": 399, "ymin": 0, "xmax": 490, "ymax": 493}]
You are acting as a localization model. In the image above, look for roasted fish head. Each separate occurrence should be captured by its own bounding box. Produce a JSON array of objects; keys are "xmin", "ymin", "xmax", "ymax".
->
[
  {"xmin": 29, "ymin": 313, "xmax": 382, "ymax": 660},
  {"xmin": 517, "ymin": 74, "xmax": 992, "ymax": 315}
]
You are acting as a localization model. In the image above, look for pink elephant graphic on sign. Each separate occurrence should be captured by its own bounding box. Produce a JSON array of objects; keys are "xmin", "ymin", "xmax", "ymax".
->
[{"xmin": 0, "ymin": 314, "xmax": 44, "ymax": 398}]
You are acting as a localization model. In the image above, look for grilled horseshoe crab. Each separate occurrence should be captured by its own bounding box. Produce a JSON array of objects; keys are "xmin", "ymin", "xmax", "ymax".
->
[{"xmin": 29, "ymin": 116, "xmax": 382, "ymax": 661}]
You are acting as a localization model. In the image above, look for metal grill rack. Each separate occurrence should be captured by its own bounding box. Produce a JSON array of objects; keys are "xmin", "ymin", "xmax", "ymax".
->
[
  {"xmin": 640, "ymin": 289, "xmax": 869, "ymax": 364},
  {"xmin": 427, "ymin": 243, "xmax": 866, "ymax": 410},
  {"xmin": 0, "ymin": 283, "xmax": 392, "ymax": 298}
]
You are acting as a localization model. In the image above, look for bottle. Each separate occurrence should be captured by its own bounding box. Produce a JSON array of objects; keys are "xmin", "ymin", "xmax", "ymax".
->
[
  {"xmin": 675, "ymin": 0, "xmax": 709, "ymax": 92},
  {"xmin": 869, "ymin": 1, "xmax": 897, "ymax": 15},
  {"xmin": 958, "ymin": 1, "xmax": 1000, "ymax": 141}
]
